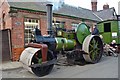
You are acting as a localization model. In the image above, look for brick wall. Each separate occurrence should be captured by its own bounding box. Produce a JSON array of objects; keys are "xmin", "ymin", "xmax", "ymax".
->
[
  {"xmin": 40, "ymin": 17, "xmax": 48, "ymax": 35},
  {"xmin": 11, "ymin": 17, "xmax": 24, "ymax": 48},
  {"xmin": 0, "ymin": 0, "xmax": 25, "ymax": 60},
  {"xmin": 0, "ymin": 0, "xmax": 96, "ymax": 61},
  {"xmin": 0, "ymin": 0, "xmax": 12, "ymax": 30},
  {"xmin": 10, "ymin": 16, "xmax": 25, "ymax": 61}
]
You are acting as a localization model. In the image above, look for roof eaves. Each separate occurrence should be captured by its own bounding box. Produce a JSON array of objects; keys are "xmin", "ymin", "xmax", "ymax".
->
[
  {"xmin": 97, "ymin": 19, "xmax": 118, "ymax": 24},
  {"xmin": 10, "ymin": 6, "xmax": 46, "ymax": 13},
  {"xmin": 53, "ymin": 13, "xmax": 98, "ymax": 22},
  {"xmin": 10, "ymin": 6, "xmax": 98, "ymax": 22}
]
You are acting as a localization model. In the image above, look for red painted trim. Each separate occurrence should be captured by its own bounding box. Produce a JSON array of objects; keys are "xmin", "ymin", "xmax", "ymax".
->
[{"xmin": 27, "ymin": 43, "xmax": 48, "ymax": 62}]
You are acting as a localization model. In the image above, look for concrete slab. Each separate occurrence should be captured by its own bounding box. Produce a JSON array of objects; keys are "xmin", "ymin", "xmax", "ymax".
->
[{"xmin": 1, "ymin": 61, "xmax": 23, "ymax": 70}]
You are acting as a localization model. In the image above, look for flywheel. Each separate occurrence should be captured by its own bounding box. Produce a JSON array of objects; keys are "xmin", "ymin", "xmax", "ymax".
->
[{"xmin": 82, "ymin": 35, "xmax": 103, "ymax": 63}]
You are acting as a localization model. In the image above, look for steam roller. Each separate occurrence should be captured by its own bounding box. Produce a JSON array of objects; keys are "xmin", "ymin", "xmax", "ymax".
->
[{"xmin": 20, "ymin": 4, "xmax": 103, "ymax": 77}]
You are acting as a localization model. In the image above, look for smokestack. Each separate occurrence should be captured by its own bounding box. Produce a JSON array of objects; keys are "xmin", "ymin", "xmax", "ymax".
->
[
  {"xmin": 91, "ymin": 0, "xmax": 97, "ymax": 11},
  {"xmin": 103, "ymin": 4, "xmax": 109, "ymax": 10},
  {"xmin": 46, "ymin": 4, "xmax": 53, "ymax": 36}
]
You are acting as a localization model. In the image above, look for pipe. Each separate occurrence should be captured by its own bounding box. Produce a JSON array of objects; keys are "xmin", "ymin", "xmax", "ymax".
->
[{"xmin": 46, "ymin": 4, "xmax": 53, "ymax": 36}]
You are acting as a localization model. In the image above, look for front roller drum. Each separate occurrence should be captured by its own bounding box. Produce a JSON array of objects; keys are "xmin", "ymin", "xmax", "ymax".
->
[
  {"xmin": 82, "ymin": 35, "xmax": 103, "ymax": 63},
  {"xmin": 20, "ymin": 47, "xmax": 54, "ymax": 77}
]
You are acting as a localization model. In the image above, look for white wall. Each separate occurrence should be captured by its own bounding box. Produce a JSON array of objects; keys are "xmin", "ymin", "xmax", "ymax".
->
[{"xmin": 118, "ymin": 1, "xmax": 120, "ymax": 15}]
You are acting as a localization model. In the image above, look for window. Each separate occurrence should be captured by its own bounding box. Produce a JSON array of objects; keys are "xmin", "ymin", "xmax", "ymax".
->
[
  {"xmin": 104, "ymin": 23, "xmax": 111, "ymax": 32},
  {"xmin": 52, "ymin": 21, "xmax": 65, "ymax": 28},
  {"xmin": 2, "ymin": 13, "xmax": 5, "ymax": 29},
  {"xmin": 71, "ymin": 23, "xmax": 79, "ymax": 32},
  {"xmin": 24, "ymin": 18, "xmax": 39, "ymax": 46}
]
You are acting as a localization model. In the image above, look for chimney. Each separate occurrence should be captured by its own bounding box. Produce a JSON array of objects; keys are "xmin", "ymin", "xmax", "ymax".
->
[
  {"xmin": 46, "ymin": 4, "xmax": 53, "ymax": 36},
  {"xmin": 91, "ymin": 0, "xmax": 97, "ymax": 11},
  {"xmin": 103, "ymin": 4, "xmax": 109, "ymax": 10}
]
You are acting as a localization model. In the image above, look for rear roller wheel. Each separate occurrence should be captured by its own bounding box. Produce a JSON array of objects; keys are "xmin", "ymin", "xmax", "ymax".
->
[
  {"xmin": 82, "ymin": 35, "xmax": 103, "ymax": 63},
  {"xmin": 31, "ymin": 50, "xmax": 54, "ymax": 77}
]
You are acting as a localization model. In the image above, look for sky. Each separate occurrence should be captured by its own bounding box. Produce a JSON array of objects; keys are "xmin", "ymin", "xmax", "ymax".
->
[{"xmin": 64, "ymin": 0, "xmax": 120, "ymax": 14}]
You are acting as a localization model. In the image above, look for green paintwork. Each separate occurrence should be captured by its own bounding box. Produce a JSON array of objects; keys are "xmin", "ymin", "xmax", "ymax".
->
[
  {"xmin": 102, "ymin": 32, "xmax": 111, "ymax": 44},
  {"xmin": 89, "ymin": 38, "xmax": 100, "ymax": 61},
  {"xmin": 38, "ymin": 59, "xmax": 42, "ymax": 64},
  {"xmin": 98, "ymin": 23, "xmax": 104, "ymax": 33},
  {"xmin": 118, "ymin": 21, "xmax": 120, "ymax": 44},
  {"xmin": 55, "ymin": 38, "xmax": 63, "ymax": 50},
  {"xmin": 62, "ymin": 31, "xmax": 75, "ymax": 39},
  {"xmin": 76, "ymin": 23, "xmax": 91, "ymax": 44},
  {"xmin": 55, "ymin": 38, "xmax": 76, "ymax": 50},
  {"xmin": 111, "ymin": 21, "xmax": 118, "ymax": 32},
  {"xmin": 98, "ymin": 20, "xmax": 120, "ymax": 44},
  {"xmin": 65, "ymin": 39, "xmax": 76, "ymax": 50}
]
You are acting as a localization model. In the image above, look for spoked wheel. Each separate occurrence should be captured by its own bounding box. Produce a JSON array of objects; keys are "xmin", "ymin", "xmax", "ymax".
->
[
  {"xmin": 31, "ymin": 50, "xmax": 54, "ymax": 77},
  {"xmin": 82, "ymin": 35, "xmax": 103, "ymax": 63}
]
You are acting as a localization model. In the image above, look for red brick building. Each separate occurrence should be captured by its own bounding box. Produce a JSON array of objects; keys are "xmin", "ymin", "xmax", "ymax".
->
[{"xmin": 0, "ymin": 0, "xmax": 117, "ymax": 61}]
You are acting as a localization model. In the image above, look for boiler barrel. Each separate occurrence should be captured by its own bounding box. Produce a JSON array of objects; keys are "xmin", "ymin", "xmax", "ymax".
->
[{"xmin": 55, "ymin": 38, "xmax": 76, "ymax": 50}]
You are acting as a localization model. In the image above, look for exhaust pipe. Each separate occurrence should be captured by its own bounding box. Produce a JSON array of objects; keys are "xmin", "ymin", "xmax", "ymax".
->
[{"xmin": 46, "ymin": 4, "xmax": 53, "ymax": 37}]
